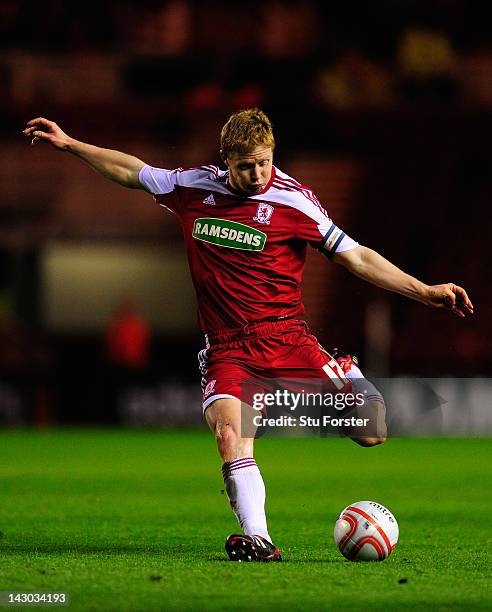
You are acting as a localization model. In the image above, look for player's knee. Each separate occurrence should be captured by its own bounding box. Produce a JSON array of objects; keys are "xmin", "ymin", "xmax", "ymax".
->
[
  {"xmin": 214, "ymin": 422, "xmax": 254, "ymax": 461},
  {"xmin": 214, "ymin": 422, "xmax": 240, "ymax": 460}
]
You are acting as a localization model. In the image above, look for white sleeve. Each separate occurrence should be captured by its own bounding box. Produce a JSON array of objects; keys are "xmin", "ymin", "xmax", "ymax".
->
[
  {"xmin": 331, "ymin": 233, "xmax": 359, "ymax": 254},
  {"xmin": 138, "ymin": 165, "xmax": 178, "ymax": 195}
]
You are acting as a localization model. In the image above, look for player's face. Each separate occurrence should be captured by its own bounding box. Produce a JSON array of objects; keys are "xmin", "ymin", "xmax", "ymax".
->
[{"xmin": 225, "ymin": 146, "xmax": 273, "ymax": 194}]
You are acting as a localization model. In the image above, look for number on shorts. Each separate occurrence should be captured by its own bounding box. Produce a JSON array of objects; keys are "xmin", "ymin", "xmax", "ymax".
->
[{"xmin": 322, "ymin": 358, "xmax": 349, "ymax": 390}]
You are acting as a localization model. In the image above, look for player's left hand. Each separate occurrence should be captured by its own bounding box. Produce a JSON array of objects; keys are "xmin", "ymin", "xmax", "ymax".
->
[{"xmin": 426, "ymin": 283, "xmax": 474, "ymax": 318}]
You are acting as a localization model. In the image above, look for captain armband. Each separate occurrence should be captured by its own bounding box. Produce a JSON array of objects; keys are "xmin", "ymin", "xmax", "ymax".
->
[{"xmin": 319, "ymin": 224, "xmax": 346, "ymax": 258}]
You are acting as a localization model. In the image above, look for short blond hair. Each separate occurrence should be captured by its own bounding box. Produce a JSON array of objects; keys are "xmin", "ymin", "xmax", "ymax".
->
[{"xmin": 220, "ymin": 108, "xmax": 275, "ymax": 160}]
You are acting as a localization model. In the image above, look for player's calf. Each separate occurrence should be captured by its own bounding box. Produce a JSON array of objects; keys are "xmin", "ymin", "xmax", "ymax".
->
[{"xmin": 332, "ymin": 348, "xmax": 387, "ymax": 447}]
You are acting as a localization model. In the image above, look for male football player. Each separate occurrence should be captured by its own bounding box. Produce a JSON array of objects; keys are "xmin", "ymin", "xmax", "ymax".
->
[{"xmin": 24, "ymin": 109, "xmax": 473, "ymax": 562}]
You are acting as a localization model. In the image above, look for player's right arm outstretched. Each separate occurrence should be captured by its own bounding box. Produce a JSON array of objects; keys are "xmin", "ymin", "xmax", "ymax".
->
[{"xmin": 23, "ymin": 118, "xmax": 146, "ymax": 189}]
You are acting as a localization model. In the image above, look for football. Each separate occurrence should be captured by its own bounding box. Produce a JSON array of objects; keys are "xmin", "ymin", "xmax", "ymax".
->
[{"xmin": 334, "ymin": 500, "xmax": 399, "ymax": 561}]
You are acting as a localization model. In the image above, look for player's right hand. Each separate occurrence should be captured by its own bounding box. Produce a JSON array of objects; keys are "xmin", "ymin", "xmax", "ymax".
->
[{"xmin": 22, "ymin": 117, "xmax": 72, "ymax": 151}]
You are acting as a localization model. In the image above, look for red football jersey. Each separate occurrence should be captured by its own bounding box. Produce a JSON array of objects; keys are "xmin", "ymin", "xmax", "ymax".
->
[{"xmin": 139, "ymin": 164, "xmax": 358, "ymax": 334}]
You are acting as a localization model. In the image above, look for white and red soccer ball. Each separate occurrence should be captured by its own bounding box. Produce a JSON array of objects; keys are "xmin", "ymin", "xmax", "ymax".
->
[{"xmin": 334, "ymin": 500, "xmax": 399, "ymax": 561}]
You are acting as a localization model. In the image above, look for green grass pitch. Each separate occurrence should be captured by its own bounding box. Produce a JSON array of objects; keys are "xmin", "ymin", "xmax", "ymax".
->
[{"xmin": 0, "ymin": 430, "xmax": 490, "ymax": 610}]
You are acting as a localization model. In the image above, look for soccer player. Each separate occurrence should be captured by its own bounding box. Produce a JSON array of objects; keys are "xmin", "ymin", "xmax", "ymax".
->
[{"xmin": 24, "ymin": 110, "xmax": 473, "ymax": 562}]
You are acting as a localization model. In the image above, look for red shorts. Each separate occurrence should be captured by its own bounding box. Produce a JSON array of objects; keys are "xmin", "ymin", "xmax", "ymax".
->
[{"xmin": 198, "ymin": 318, "xmax": 350, "ymax": 412}]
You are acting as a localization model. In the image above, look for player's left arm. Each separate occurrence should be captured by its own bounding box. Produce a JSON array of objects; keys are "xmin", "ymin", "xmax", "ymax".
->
[{"xmin": 333, "ymin": 245, "xmax": 474, "ymax": 318}]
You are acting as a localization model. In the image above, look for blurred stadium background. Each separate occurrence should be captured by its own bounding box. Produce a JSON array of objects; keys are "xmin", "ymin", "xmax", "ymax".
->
[{"xmin": 0, "ymin": 0, "xmax": 490, "ymax": 430}]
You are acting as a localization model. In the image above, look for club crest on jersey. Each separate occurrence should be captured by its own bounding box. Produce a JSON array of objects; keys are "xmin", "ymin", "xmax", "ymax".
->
[
  {"xmin": 253, "ymin": 203, "xmax": 274, "ymax": 225},
  {"xmin": 204, "ymin": 379, "xmax": 216, "ymax": 398}
]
